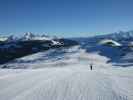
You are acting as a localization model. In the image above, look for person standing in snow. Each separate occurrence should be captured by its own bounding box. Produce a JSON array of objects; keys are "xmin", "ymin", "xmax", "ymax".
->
[{"xmin": 90, "ymin": 63, "xmax": 93, "ymax": 70}]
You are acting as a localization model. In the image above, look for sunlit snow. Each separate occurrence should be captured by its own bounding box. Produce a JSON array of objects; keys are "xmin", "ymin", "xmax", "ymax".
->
[{"xmin": 0, "ymin": 45, "xmax": 133, "ymax": 100}]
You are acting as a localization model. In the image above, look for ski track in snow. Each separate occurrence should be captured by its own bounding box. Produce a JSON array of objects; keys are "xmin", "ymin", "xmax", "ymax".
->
[
  {"xmin": 0, "ymin": 68, "xmax": 133, "ymax": 100},
  {"xmin": 0, "ymin": 46, "xmax": 133, "ymax": 100}
]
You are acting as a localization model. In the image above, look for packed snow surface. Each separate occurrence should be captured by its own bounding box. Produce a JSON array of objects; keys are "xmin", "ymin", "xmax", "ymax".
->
[
  {"xmin": 0, "ymin": 46, "xmax": 133, "ymax": 100},
  {"xmin": 0, "ymin": 67, "xmax": 133, "ymax": 100}
]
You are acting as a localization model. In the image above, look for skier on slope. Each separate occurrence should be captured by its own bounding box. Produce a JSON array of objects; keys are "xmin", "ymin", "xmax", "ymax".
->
[{"xmin": 90, "ymin": 63, "xmax": 93, "ymax": 70}]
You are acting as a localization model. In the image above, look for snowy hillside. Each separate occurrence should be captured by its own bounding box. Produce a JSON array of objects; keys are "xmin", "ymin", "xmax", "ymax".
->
[
  {"xmin": 0, "ymin": 31, "xmax": 133, "ymax": 100},
  {"xmin": 0, "ymin": 67, "xmax": 133, "ymax": 100},
  {"xmin": 0, "ymin": 45, "xmax": 133, "ymax": 100},
  {"xmin": 0, "ymin": 46, "xmax": 133, "ymax": 100},
  {"xmin": 0, "ymin": 33, "xmax": 78, "ymax": 64}
]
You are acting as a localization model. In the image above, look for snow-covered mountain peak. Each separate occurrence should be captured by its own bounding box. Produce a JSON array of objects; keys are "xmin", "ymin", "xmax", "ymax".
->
[
  {"xmin": 107, "ymin": 30, "xmax": 133, "ymax": 40},
  {"xmin": 22, "ymin": 32, "xmax": 35, "ymax": 40}
]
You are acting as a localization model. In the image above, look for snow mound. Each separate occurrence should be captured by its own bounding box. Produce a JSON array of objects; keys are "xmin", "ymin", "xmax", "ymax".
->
[{"xmin": 99, "ymin": 39, "xmax": 122, "ymax": 47}]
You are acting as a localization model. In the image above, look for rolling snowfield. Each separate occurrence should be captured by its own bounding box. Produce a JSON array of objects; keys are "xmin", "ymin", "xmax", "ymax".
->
[{"xmin": 0, "ymin": 45, "xmax": 133, "ymax": 100}]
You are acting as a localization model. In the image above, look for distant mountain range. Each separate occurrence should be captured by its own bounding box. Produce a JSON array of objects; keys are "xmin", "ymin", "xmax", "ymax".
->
[
  {"xmin": 0, "ymin": 32, "xmax": 54, "ymax": 42},
  {"xmin": 71, "ymin": 30, "xmax": 133, "ymax": 46},
  {"xmin": 0, "ymin": 31, "xmax": 133, "ymax": 65},
  {"xmin": 1, "ymin": 30, "xmax": 133, "ymax": 42},
  {"xmin": 93, "ymin": 30, "xmax": 133, "ymax": 43},
  {"xmin": 0, "ymin": 33, "xmax": 79, "ymax": 64}
]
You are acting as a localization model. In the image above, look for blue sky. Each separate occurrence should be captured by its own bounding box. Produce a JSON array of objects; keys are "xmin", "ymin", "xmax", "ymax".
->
[{"xmin": 0, "ymin": 0, "xmax": 133, "ymax": 37}]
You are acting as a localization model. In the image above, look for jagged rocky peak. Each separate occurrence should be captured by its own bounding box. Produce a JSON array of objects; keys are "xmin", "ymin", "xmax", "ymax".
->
[
  {"xmin": 22, "ymin": 32, "xmax": 35, "ymax": 40},
  {"xmin": 21, "ymin": 32, "xmax": 54, "ymax": 41},
  {"xmin": 0, "ymin": 32, "xmax": 63, "ymax": 43}
]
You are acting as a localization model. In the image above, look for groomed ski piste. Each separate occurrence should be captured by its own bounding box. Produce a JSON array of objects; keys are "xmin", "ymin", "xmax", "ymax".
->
[{"xmin": 0, "ymin": 46, "xmax": 133, "ymax": 100}]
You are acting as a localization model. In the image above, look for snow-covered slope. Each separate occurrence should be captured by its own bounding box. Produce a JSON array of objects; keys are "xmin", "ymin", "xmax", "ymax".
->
[
  {"xmin": 0, "ymin": 46, "xmax": 133, "ymax": 100},
  {"xmin": 0, "ymin": 31, "xmax": 133, "ymax": 100},
  {"xmin": 0, "ymin": 46, "xmax": 111, "ymax": 69},
  {"xmin": 0, "ymin": 58, "xmax": 133, "ymax": 100},
  {"xmin": 72, "ymin": 32, "xmax": 133, "ymax": 67}
]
